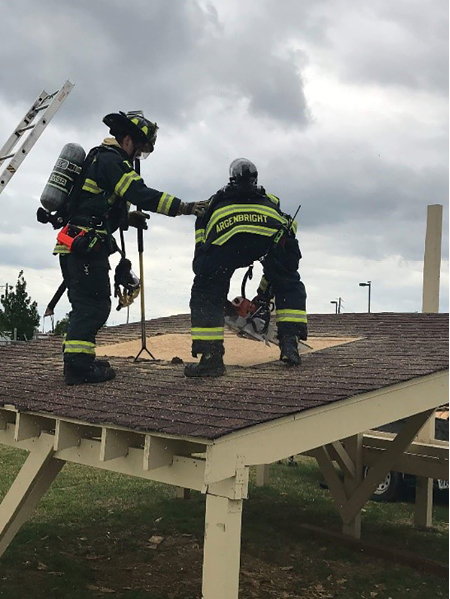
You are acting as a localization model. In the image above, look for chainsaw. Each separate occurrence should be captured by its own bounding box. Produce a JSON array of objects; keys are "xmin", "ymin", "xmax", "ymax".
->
[
  {"xmin": 225, "ymin": 294, "xmax": 278, "ymax": 345},
  {"xmin": 224, "ymin": 259, "xmax": 311, "ymax": 352},
  {"xmin": 223, "ymin": 264, "xmax": 275, "ymax": 345}
]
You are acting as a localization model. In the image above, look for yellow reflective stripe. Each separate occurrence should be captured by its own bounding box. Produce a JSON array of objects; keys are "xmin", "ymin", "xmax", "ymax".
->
[
  {"xmin": 82, "ymin": 178, "xmax": 103, "ymax": 194},
  {"xmin": 114, "ymin": 171, "xmax": 142, "ymax": 197},
  {"xmin": 276, "ymin": 309, "xmax": 307, "ymax": 323},
  {"xmin": 71, "ymin": 225, "xmax": 107, "ymax": 233},
  {"xmin": 191, "ymin": 327, "xmax": 224, "ymax": 340},
  {"xmin": 195, "ymin": 228, "xmax": 205, "ymax": 244},
  {"xmin": 206, "ymin": 204, "xmax": 285, "ymax": 238},
  {"xmin": 213, "ymin": 225, "xmax": 278, "ymax": 246},
  {"xmin": 64, "ymin": 340, "xmax": 96, "ymax": 354},
  {"xmin": 53, "ymin": 243, "xmax": 70, "ymax": 254},
  {"xmin": 156, "ymin": 192, "xmax": 175, "ymax": 215},
  {"xmin": 131, "ymin": 118, "xmax": 148, "ymax": 135},
  {"xmin": 266, "ymin": 193, "xmax": 280, "ymax": 205}
]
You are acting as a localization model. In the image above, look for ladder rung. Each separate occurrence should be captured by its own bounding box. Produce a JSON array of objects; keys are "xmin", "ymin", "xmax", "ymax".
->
[
  {"xmin": 16, "ymin": 124, "xmax": 35, "ymax": 134},
  {"xmin": 35, "ymin": 104, "xmax": 50, "ymax": 113},
  {"xmin": 0, "ymin": 79, "xmax": 74, "ymax": 195}
]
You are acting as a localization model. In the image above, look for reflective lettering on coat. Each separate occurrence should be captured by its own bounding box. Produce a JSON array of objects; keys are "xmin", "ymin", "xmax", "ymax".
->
[{"xmin": 216, "ymin": 213, "xmax": 268, "ymax": 233}]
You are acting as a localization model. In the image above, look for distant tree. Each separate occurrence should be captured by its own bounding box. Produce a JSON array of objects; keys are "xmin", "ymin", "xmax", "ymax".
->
[
  {"xmin": 54, "ymin": 314, "xmax": 69, "ymax": 336},
  {"xmin": 0, "ymin": 271, "xmax": 40, "ymax": 341}
]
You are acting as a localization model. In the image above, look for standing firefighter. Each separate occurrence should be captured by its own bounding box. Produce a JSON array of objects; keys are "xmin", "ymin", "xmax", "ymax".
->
[
  {"xmin": 185, "ymin": 158, "xmax": 307, "ymax": 378},
  {"xmin": 54, "ymin": 111, "xmax": 205, "ymax": 385}
]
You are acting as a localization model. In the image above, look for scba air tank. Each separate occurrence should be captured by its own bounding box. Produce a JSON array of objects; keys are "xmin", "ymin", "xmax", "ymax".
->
[{"xmin": 40, "ymin": 143, "xmax": 86, "ymax": 212}]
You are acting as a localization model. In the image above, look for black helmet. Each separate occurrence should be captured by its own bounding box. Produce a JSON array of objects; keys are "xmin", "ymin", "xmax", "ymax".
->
[
  {"xmin": 103, "ymin": 111, "xmax": 158, "ymax": 154},
  {"xmin": 229, "ymin": 158, "xmax": 258, "ymax": 185}
]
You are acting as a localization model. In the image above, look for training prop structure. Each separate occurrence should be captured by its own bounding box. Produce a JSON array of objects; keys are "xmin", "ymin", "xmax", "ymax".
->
[{"xmin": 0, "ymin": 313, "xmax": 448, "ymax": 599}]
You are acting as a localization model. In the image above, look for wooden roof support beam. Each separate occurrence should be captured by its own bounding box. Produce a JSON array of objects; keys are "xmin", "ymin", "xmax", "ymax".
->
[
  {"xmin": 14, "ymin": 413, "xmax": 43, "ymax": 442},
  {"xmin": 144, "ymin": 435, "xmax": 179, "ymax": 470},
  {"xmin": 202, "ymin": 493, "xmax": 243, "ymax": 599},
  {"xmin": 54, "ymin": 420, "xmax": 81, "ymax": 451},
  {"xmin": 0, "ymin": 436, "xmax": 64, "ymax": 558},
  {"xmin": 205, "ymin": 371, "xmax": 448, "ymax": 484},
  {"xmin": 202, "ymin": 460, "xmax": 249, "ymax": 599},
  {"xmin": 327, "ymin": 440, "xmax": 356, "ymax": 478},
  {"xmin": 344, "ymin": 410, "xmax": 434, "ymax": 524},
  {"xmin": 342, "ymin": 434, "xmax": 363, "ymax": 539},
  {"xmin": 100, "ymin": 428, "xmax": 138, "ymax": 462},
  {"xmin": 311, "ymin": 445, "xmax": 348, "ymax": 522}
]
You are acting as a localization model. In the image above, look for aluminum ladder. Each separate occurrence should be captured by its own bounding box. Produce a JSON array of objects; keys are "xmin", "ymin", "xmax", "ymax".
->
[{"xmin": 0, "ymin": 80, "xmax": 74, "ymax": 195}]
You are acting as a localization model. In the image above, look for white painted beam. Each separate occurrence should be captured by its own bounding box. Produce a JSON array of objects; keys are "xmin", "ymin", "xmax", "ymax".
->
[
  {"xmin": 54, "ymin": 420, "xmax": 81, "ymax": 451},
  {"xmin": 0, "ymin": 437, "xmax": 64, "ymax": 558},
  {"xmin": 205, "ymin": 371, "xmax": 448, "ymax": 483},
  {"xmin": 14, "ymin": 413, "xmax": 42, "ymax": 442},
  {"xmin": 100, "ymin": 428, "xmax": 131, "ymax": 462},
  {"xmin": 202, "ymin": 494, "xmax": 243, "ymax": 599}
]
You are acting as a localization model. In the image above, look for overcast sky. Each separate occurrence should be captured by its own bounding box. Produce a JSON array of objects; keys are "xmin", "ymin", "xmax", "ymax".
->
[{"xmin": 0, "ymin": 0, "xmax": 448, "ymax": 330}]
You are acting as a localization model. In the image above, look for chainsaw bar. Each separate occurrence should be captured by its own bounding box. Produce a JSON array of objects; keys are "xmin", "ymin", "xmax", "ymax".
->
[
  {"xmin": 224, "ymin": 313, "xmax": 279, "ymax": 346},
  {"xmin": 224, "ymin": 313, "xmax": 313, "ymax": 353}
]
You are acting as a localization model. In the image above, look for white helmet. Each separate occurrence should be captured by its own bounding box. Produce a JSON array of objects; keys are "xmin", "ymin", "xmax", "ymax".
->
[{"xmin": 229, "ymin": 158, "xmax": 258, "ymax": 185}]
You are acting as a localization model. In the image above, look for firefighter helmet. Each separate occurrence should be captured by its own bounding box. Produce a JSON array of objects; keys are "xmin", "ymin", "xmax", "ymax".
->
[
  {"xmin": 102, "ymin": 111, "xmax": 158, "ymax": 154},
  {"xmin": 229, "ymin": 158, "xmax": 258, "ymax": 185}
]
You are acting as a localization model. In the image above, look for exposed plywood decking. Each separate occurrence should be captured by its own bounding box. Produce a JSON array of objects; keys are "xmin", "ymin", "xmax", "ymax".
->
[{"xmin": 97, "ymin": 333, "xmax": 361, "ymax": 366}]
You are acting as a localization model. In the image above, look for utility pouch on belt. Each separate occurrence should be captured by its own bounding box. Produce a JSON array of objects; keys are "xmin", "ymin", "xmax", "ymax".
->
[
  {"xmin": 57, "ymin": 225, "xmax": 103, "ymax": 255},
  {"xmin": 56, "ymin": 225, "xmax": 86, "ymax": 251}
]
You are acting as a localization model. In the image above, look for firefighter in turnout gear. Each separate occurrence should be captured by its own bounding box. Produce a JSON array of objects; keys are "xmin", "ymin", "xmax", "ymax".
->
[
  {"xmin": 55, "ymin": 111, "xmax": 206, "ymax": 385},
  {"xmin": 185, "ymin": 158, "xmax": 307, "ymax": 378}
]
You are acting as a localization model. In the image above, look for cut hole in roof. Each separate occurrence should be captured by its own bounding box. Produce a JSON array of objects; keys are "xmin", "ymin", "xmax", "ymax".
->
[{"xmin": 98, "ymin": 333, "xmax": 362, "ymax": 367}]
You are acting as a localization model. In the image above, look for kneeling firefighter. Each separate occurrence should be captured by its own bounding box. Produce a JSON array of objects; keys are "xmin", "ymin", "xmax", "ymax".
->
[
  {"xmin": 185, "ymin": 158, "xmax": 307, "ymax": 378},
  {"xmin": 46, "ymin": 111, "xmax": 206, "ymax": 385}
]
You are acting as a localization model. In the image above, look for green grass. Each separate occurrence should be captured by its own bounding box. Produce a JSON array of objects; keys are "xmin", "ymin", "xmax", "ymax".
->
[{"xmin": 0, "ymin": 447, "xmax": 447, "ymax": 599}]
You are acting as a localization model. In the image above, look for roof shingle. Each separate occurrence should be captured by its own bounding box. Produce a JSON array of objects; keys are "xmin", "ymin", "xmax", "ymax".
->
[{"xmin": 0, "ymin": 313, "xmax": 447, "ymax": 439}]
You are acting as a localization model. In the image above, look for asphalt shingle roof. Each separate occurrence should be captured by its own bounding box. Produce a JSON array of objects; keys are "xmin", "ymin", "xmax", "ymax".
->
[{"xmin": 0, "ymin": 313, "xmax": 448, "ymax": 440}]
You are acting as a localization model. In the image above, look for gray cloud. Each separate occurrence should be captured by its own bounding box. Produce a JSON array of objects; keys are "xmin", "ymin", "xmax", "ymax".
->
[
  {"xmin": 0, "ymin": 0, "xmax": 447, "ymax": 319},
  {"xmin": 0, "ymin": 0, "xmax": 311, "ymax": 129}
]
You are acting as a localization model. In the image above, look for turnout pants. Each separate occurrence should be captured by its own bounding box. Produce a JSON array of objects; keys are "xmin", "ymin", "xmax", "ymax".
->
[
  {"xmin": 60, "ymin": 250, "xmax": 111, "ymax": 368},
  {"xmin": 190, "ymin": 234, "xmax": 307, "ymax": 357}
]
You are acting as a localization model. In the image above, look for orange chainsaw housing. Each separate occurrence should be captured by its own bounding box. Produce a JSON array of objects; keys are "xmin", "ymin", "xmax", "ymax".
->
[{"xmin": 231, "ymin": 297, "xmax": 257, "ymax": 317}]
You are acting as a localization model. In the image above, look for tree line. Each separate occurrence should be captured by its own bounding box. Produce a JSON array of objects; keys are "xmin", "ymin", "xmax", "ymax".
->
[{"xmin": 0, "ymin": 271, "xmax": 66, "ymax": 341}]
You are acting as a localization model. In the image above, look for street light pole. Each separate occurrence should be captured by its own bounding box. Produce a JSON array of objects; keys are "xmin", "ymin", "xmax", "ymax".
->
[
  {"xmin": 330, "ymin": 298, "xmax": 343, "ymax": 314},
  {"xmin": 359, "ymin": 281, "xmax": 371, "ymax": 313}
]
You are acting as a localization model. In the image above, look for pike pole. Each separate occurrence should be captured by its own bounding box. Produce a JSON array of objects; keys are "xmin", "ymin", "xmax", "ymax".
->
[{"xmin": 133, "ymin": 158, "xmax": 156, "ymax": 361}]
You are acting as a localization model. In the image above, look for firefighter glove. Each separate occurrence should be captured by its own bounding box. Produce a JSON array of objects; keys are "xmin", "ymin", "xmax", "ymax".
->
[
  {"xmin": 177, "ymin": 200, "xmax": 209, "ymax": 217},
  {"xmin": 128, "ymin": 210, "xmax": 150, "ymax": 229}
]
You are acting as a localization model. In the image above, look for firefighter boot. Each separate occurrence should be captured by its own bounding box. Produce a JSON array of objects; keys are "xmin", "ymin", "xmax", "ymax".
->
[
  {"xmin": 65, "ymin": 362, "xmax": 116, "ymax": 386},
  {"xmin": 95, "ymin": 358, "xmax": 111, "ymax": 368},
  {"xmin": 184, "ymin": 352, "xmax": 226, "ymax": 378},
  {"xmin": 279, "ymin": 335, "xmax": 301, "ymax": 366},
  {"xmin": 63, "ymin": 358, "xmax": 111, "ymax": 377}
]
